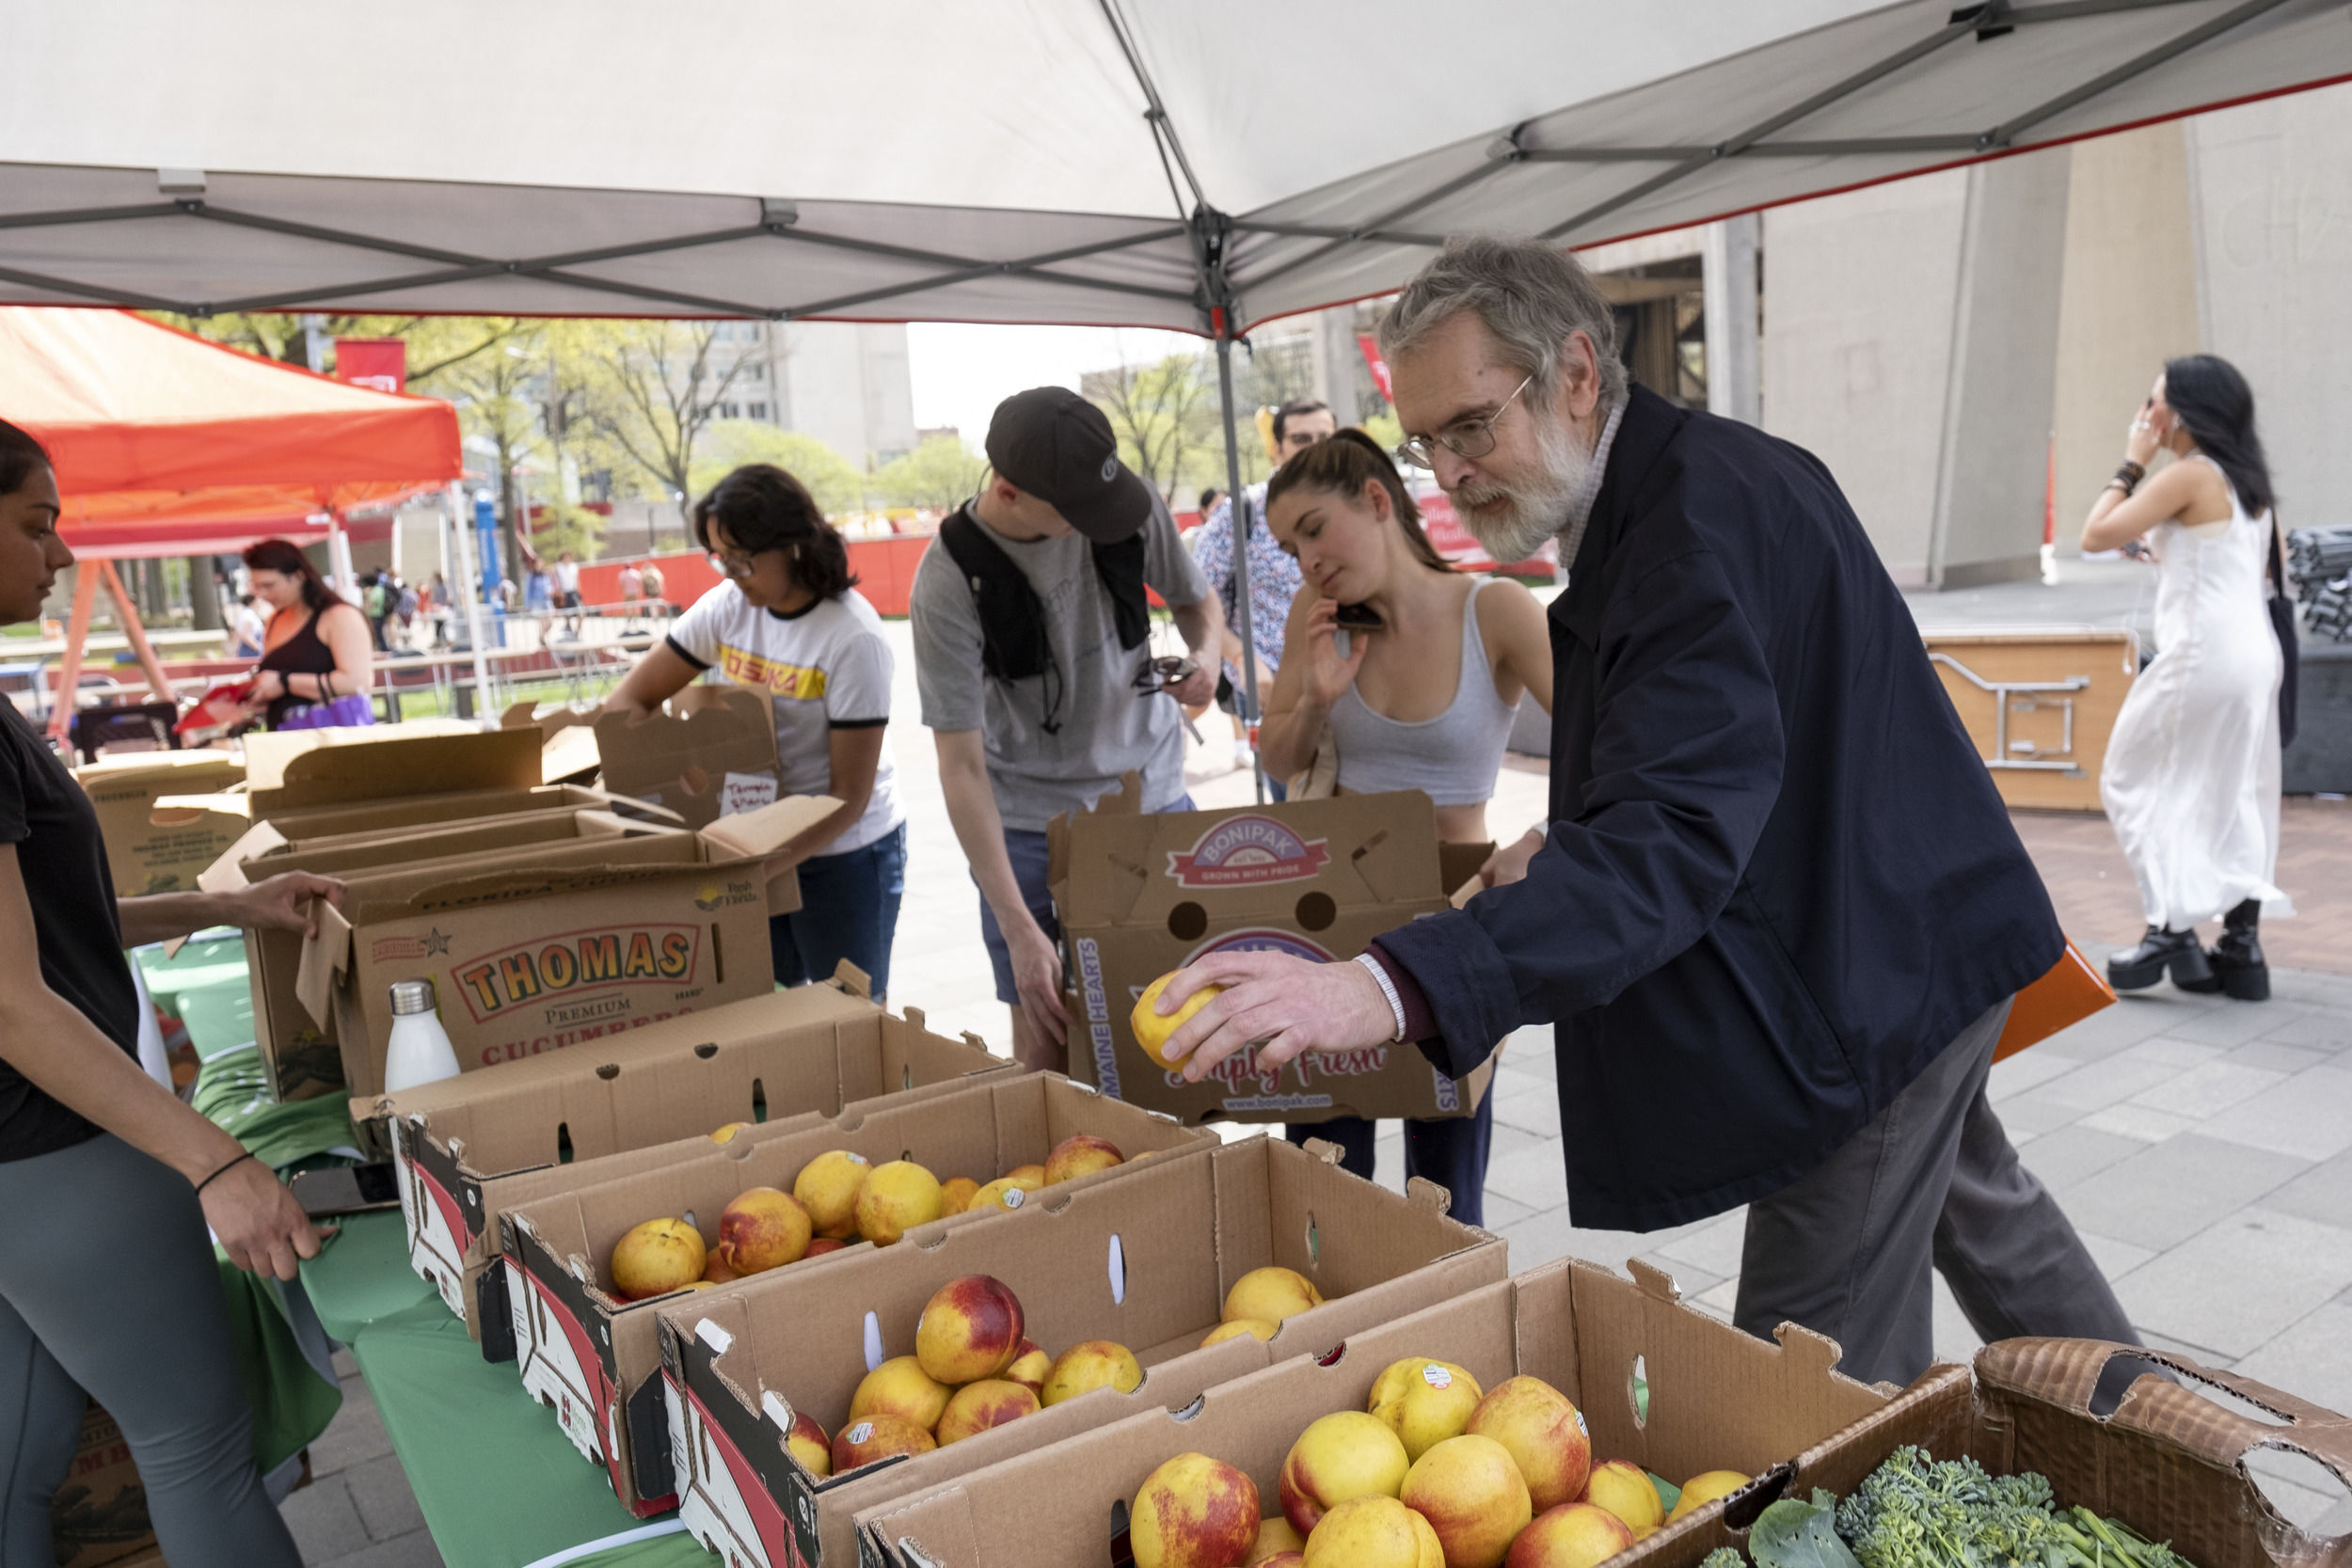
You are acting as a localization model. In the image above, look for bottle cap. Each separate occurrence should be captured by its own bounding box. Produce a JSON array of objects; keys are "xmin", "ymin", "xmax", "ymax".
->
[{"xmin": 389, "ymin": 979, "xmax": 437, "ymax": 1016}]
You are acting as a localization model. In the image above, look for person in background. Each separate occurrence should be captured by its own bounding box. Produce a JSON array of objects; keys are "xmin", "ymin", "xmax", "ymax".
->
[
  {"xmin": 241, "ymin": 539, "xmax": 373, "ymax": 730},
  {"xmin": 424, "ymin": 571, "xmax": 452, "ymax": 646},
  {"xmin": 0, "ymin": 419, "xmax": 339, "ymax": 1568},
  {"xmin": 384, "ymin": 572, "xmax": 412, "ymax": 651},
  {"xmin": 228, "ymin": 593, "xmax": 268, "ymax": 659},
  {"xmin": 617, "ymin": 561, "xmax": 644, "ymax": 635},
  {"xmin": 1250, "ymin": 429, "xmax": 1553, "ymax": 1225},
  {"xmin": 1152, "ymin": 236, "xmax": 2138, "ymax": 1389},
  {"xmin": 1190, "ymin": 398, "xmax": 1335, "ymax": 781},
  {"xmin": 911, "ymin": 388, "xmax": 1225, "ymax": 1070},
  {"xmin": 605, "ymin": 466, "xmax": 909, "ymax": 997},
  {"xmin": 359, "ymin": 571, "xmax": 389, "ymax": 651},
  {"xmin": 2085, "ymin": 356, "xmax": 2291, "ymax": 1001},
  {"xmin": 640, "ymin": 559, "xmax": 667, "ymax": 619},
  {"xmin": 522, "ymin": 560, "xmax": 552, "ymax": 620},
  {"xmin": 553, "ymin": 550, "xmax": 583, "ymax": 638}
]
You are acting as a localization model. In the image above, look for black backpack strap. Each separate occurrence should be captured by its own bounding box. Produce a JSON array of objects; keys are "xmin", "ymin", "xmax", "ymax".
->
[
  {"xmin": 1093, "ymin": 531, "xmax": 1151, "ymax": 653},
  {"xmin": 936, "ymin": 508, "xmax": 1066, "ymax": 733}
]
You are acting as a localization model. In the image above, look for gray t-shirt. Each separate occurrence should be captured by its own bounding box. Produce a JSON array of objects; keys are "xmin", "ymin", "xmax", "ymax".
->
[{"xmin": 912, "ymin": 497, "xmax": 1210, "ymax": 832}]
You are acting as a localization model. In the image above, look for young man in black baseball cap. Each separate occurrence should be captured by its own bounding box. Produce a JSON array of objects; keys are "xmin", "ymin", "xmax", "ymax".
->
[{"xmin": 911, "ymin": 387, "xmax": 1225, "ymax": 1069}]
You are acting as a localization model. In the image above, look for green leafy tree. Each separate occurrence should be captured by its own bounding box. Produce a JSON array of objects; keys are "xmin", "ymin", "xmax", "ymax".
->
[
  {"xmin": 875, "ymin": 435, "xmax": 988, "ymax": 511},
  {"xmin": 1089, "ymin": 353, "xmax": 1216, "ymax": 502},
  {"xmin": 530, "ymin": 502, "xmax": 609, "ymax": 563},
  {"xmin": 575, "ymin": 322, "xmax": 762, "ymax": 516},
  {"xmin": 691, "ymin": 422, "xmax": 871, "ymax": 516}
]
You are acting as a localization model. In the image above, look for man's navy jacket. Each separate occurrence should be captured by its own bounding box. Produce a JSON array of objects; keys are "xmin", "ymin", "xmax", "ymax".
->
[{"xmin": 1377, "ymin": 386, "xmax": 2062, "ymax": 1233}]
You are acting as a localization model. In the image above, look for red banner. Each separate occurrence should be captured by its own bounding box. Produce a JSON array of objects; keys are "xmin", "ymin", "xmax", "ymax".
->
[{"xmin": 334, "ymin": 338, "xmax": 406, "ymax": 393}]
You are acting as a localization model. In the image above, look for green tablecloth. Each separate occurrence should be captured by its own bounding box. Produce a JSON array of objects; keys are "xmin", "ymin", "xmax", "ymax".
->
[
  {"xmin": 148, "ymin": 943, "xmax": 708, "ymax": 1565},
  {"xmin": 302, "ymin": 1212, "xmax": 707, "ymax": 1568}
]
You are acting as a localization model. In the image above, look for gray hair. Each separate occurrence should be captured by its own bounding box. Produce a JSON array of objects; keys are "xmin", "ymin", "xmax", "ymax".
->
[{"xmin": 1377, "ymin": 235, "xmax": 1629, "ymax": 412}]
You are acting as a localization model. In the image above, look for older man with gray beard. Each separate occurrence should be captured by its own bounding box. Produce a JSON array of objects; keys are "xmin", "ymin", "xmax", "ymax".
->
[{"xmin": 1150, "ymin": 235, "xmax": 2141, "ymax": 1388}]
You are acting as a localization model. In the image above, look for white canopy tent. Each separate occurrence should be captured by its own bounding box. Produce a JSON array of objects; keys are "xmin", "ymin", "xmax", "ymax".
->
[{"xmin": 7, "ymin": 0, "xmax": 2349, "ymax": 784}]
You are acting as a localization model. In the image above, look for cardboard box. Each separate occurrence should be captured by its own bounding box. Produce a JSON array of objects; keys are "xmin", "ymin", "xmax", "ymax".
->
[
  {"xmin": 502, "ymin": 700, "xmax": 603, "ymax": 784},
  {"xmin": 205, "ymin": 795, "xmax": 838, "ymax": 1100},
  {"xmin": 594, "ymin": 686, "xmax": 784, "ymax": 831},
  {"xmin": 1051, "ymin": 779, "xmax": 1496, "ymax": 1125},
  {"xmin": 363, "ymin": 977, "xmax": 1014, "ymax": 1346},
  {"xmin": 51, "ymin": 1401, "xmax": 153, "ymax": 1568},
  {"xmin": 73, "ymin": 749, "xmax": 246, "ymax": 896},
  {"xmin": 241, "ymin": 721, "xmax": 545, "ymax": 815},
  {"xmin": 662, "ymin": 1134, "xmax": 1506, "ymax": 1568},
  {"xmin": 197, "ymin": 791, "xmax": 664, "ymax": 1104},
  {"xmin": 501, "ymin": 1072, "xmax": 1230, "ymax": 1517},
  {"xmin": 858, "ymin": 1253, "xmax": 1896, "ymax": 1568}
]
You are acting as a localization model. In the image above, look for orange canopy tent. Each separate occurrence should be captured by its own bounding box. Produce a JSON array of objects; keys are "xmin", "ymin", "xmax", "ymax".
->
[{"xmin": 0, "ymin": 307, "xmax": 462, "ymax": 736}]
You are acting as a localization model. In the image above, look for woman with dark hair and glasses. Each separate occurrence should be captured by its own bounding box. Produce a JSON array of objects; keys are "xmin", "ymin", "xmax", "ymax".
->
[
  {"xmin": 2083, "ymin": 355, "xmax": 2292, "ymax": 1000},
  {"xmin": 603, "ymin": 465, "xmax": 907, "ymax": 996},
  {"xmin": 0, "ymin": 421, "xmax": 336, "ymax": 1566},
  {"xmin": 1250, "ymin": 429, "xmax": 1554, "ymax": 1225},
  {"xmin": 239, "ymin": 537, "xmax": 373, "ymax": 729}
]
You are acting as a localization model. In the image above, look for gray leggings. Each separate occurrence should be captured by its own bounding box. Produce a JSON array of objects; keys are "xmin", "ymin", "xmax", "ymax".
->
[{"xmin": 0, "ymin": 1133, "xmax": 300, "ymax": 1568}]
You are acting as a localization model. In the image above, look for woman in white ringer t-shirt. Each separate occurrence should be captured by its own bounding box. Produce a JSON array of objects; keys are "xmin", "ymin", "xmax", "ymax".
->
[{"xmin": 603, "ymin": 465, "xmax": 908, "ymax": 997}]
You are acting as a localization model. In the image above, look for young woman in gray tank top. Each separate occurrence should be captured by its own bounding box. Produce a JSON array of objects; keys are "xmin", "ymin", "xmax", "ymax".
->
[
  {"xmin": 1257, "ymin": 431, "xmax": 1552, "ymax": 845},
  {"xmin": 1252, "ymin": 430, "xmax": 1554, "ymax": 1225}
]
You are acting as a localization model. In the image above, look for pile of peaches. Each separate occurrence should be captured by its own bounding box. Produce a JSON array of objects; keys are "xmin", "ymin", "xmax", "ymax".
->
[
  {"xmin": 602, "ymin": 1132, "xmax": 1129, "ymax": 1300},
  {"xmin": 1132, "ymin": 1357, "xmax": 1750, "ymax": 1568}
]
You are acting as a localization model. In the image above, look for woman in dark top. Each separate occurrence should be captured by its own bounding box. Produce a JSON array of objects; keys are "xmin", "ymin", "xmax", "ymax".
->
[
  {"xmin": 241, "ymin": 537, "xmax": 373, "ymax": 729},
  {"xmin": 0, "ymin": 421, "xmax": 338, "ymax": 1567}
]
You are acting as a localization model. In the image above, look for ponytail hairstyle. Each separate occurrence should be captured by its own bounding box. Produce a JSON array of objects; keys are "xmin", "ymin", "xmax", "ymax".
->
[
  {"xmin": 1264, "ymin": 427, "xmax": 1451, "ymax": 574},
  {"xmin": 2162, "ymin": 355, "xmax": 2273, "ymax": 516},
  {"xmin": 691, "ymin": 464, "xmax": 856, "ymax": 599},
  {"xmin": 241, "ymin": 537, "xmax": 339, "ymax": 613},
  {"xmin": 0, "ymin": 420, "xmax": 51, "ymax": 498}
]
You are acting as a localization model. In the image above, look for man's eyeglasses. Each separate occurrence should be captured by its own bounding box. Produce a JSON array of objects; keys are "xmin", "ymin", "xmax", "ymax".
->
[{"xmin": 1394, "ymin": 372, "xmax": 1534, "ymax": 470}]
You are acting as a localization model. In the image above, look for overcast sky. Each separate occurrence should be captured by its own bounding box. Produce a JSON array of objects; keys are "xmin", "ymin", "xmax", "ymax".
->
[{"xmin": 907, "ymin": 323, "xmax": 1209, "ymax": 448}]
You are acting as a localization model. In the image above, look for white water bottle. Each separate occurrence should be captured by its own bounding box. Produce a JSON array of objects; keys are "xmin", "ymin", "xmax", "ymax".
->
[{"xmin": 382, "ymin": 979, "xmax": 461, "ymax": 1092}]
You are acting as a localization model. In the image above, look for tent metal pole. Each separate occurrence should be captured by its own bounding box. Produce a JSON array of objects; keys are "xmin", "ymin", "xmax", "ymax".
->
[
  {"xmin": 1213, "ymin": 329, "xmax": 1265, "ymax": 805},
  {"xmin": 448, "ymin": 484, "xmax": 494, "ymax": 725}
]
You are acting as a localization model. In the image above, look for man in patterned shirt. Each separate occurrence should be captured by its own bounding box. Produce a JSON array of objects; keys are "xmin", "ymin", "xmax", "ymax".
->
[{"xmin": 1188, "ymin": 397, "xmax": 1334, "ymax": 783}]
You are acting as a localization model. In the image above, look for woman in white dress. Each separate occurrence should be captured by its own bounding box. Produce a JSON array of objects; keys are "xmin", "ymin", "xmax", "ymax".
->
[{"xmin": 2083, "ymin": 355, "xmax": 2291, "ymax": 1000}]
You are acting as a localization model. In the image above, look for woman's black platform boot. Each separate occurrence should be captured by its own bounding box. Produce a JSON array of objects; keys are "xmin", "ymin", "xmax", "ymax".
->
[
  {"xmin": 2208, "ymin": 898, "xmax": 2269, "ymax": 1001},
  {"xmin": 2107, "ymin": 927, "xmax": 2215, "ymax": 991}
]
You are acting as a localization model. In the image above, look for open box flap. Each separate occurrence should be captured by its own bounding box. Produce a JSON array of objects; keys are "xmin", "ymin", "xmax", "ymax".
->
[
  {"xmin": 196, "ymin": 820, "xmax": 288, "ymax": 892},
  {"xmin": 245, "ymin": 724, "xmax": 542, "ymax": 809},
  {"xmin": 697, "ymin": 794, "xmax": 843, "ymax": 865},
  {"xmin": 297, "ymin": 897, "xmax": 354, "ymax": 1026}
]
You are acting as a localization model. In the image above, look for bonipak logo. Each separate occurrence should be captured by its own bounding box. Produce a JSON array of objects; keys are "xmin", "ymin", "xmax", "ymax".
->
[
  {"xmin": 1166, "ymin": 815, "xmax": 1329, "ymax": 888},
  {"xmin": 449, "ymin": 924, "xmax": 699, "ymax": 1022}
]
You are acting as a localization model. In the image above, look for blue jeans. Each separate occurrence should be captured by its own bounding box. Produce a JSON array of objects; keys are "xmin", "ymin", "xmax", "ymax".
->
[
  {"xmin": 771, "ymin": 823, "xmax": 907, "ymax": 999},
  {"xmin": 1285, "ymin": 1092, "xmax": 1496, "ymax": 1227},
  {"xmin": 977, "ymin": 795, "xmax": 1195, "ymax": 1004}
]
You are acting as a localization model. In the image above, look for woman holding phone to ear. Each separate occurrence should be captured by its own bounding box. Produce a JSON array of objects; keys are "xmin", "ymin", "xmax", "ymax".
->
[{"xmin": 1253, "ymin": 430, "xmax": 1553, "ymax": 1223}]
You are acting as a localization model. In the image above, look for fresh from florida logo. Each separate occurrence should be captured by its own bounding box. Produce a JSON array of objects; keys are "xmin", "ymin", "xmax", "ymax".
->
[
  {"xmin": 691, "ymin": 879, "xmax": 760, "ymax": 911},
  {"xmin": 450, "ymin": 925, "xmax": 698, "ymax": 1022},
  {"xmin": 1166, "ymin": 815, "xmax": 1329, "ymax": 888}
]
